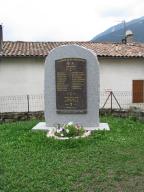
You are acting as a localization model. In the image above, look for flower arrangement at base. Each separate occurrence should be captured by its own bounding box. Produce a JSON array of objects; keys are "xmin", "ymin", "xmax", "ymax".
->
[
  {"xmin": 47, "ymin": 122, "xmax": 91, "ymax": 139},
  {"xmin": 55, "ymin": 122, "xmax": 85, "ymax": 138}
]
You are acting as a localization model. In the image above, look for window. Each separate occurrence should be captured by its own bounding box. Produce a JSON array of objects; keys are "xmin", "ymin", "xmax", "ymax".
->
[{"xmin": 133, "ymin": 80, "xmax": 144, "ymax": 103}]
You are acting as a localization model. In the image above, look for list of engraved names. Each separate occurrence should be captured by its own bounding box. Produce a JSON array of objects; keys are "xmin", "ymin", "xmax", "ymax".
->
[{"xmin": 55, "ymin": 58, "xmax": 87, "ymax": 114}]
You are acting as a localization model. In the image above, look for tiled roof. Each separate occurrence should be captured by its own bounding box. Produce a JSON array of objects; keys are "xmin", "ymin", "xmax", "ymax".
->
[{"xmin": 2, "ymin": 41, "xmax": 144, "ymax": 58}]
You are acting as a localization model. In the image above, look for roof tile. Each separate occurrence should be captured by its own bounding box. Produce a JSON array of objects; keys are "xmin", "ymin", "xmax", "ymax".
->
[{"xmin": 1, "ymin": 41, "xmax": 144, "ymax": 58}]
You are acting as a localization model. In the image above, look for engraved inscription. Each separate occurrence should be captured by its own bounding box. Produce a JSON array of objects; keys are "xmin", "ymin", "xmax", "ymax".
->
[{"xmin": 55, "ymin": 58, "xmax": 87, "ymax": 114}]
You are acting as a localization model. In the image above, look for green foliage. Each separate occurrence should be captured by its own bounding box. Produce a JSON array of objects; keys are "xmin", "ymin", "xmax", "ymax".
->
[
  {"xmin": 65, "ymin": 124, "xmax": 85, "ymax": 137},
  {"xmin": 1, "ymin": 117, "xmax": 144, "ymax": 192},
  {"xmin": 55, "ymin": 123, "xmax": 85, "ymax": 138}
]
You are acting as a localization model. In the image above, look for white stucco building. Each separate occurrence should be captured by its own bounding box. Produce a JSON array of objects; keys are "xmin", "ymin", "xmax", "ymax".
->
[{"xmin": 0, "ymin": 41, "xmax": 144, "ymax": 111}]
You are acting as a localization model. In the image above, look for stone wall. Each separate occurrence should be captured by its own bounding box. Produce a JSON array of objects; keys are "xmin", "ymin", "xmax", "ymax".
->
[
  {"xmin": 100, "ymin": 108, "xmax": 144, "ymax": 121},
  {"xmin": 0, "ymin": 109, "xmax": 144, "ymax": 124},
  {"xmin": 0, "ymin": 111, "xmax": 44, "ymax": 123}
]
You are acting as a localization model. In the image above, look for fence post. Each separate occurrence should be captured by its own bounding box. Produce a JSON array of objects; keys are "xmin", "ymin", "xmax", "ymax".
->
[
  {"xmin": 110, "ymin": 91, "xmax": 113, "ymax": 112},
  {"xmin": 27, "ymin": 95, "xmax": 30, "ymax": 113},
  {"xmin": 102, "ymin": 91, "xmax": 121, "ymax": 113},
  {"xmin": 112, "ymin": 92, "xmax": 122, "ymax": 110}
]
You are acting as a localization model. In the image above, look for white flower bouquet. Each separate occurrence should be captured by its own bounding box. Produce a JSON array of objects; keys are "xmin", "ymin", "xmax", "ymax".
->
[{"xmin": 54, "ymin": 121, "xmax": 85, "ymax": 138}]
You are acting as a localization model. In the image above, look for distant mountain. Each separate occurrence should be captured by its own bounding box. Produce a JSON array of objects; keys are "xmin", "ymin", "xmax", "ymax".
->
[{"xmin": 92, "ymin": 16, "xmax": 144, "ymax": 43}]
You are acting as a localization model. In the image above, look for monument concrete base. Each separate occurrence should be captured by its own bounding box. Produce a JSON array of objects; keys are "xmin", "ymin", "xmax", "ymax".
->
[{"xmin": 32, "ymin": 122, "xmax": 110, "ymax": 132}]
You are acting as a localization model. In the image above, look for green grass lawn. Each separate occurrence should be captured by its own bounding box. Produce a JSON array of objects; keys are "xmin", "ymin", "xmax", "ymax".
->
[{"xmin": 1, "ymin": 116, "xmax": 144, "ymax": 192}]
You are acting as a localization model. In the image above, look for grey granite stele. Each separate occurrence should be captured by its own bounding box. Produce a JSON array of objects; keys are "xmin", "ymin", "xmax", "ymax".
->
[{"xmin": 32, "ymin": 44, "xmax": 109, "ymax": 132}]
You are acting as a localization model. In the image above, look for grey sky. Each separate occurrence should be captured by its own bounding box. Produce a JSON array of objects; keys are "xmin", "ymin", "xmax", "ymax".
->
[{"xmin": 0, "ymin": 0, "xmax": 144, "ymax": 41}]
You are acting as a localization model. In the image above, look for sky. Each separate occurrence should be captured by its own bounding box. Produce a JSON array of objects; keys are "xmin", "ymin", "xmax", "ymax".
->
[{"xmin": 0, "ymin": 0, "xmax": 144, "ymax": 41}]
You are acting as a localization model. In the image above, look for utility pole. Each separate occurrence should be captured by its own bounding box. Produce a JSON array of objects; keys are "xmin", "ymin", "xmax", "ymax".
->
[
  {"xmin": 115, "ymin": 19, "xmax": 126, "ymax": 42},
  {"xmin": 122, "ymin": 20, "xmax": 126, "ymax": 40}
]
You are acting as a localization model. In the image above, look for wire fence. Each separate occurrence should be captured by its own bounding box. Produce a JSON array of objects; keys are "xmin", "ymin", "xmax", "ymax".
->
[
  {"xmin": 0, "ymin": 94, "xmax": 44, "ymax": 113},
  {"xmin": 100, "ymin": 91, "xmax": 144, "ymax": 111},
  {"xmin": 0, "ymin": 92, "xmax": 144, "ymax": 113}
]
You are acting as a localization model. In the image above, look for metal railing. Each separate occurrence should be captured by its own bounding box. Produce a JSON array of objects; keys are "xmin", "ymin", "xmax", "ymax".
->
[{"xmin": 0, "ymin": 92, "xmax": 144, "ymax": 113}]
